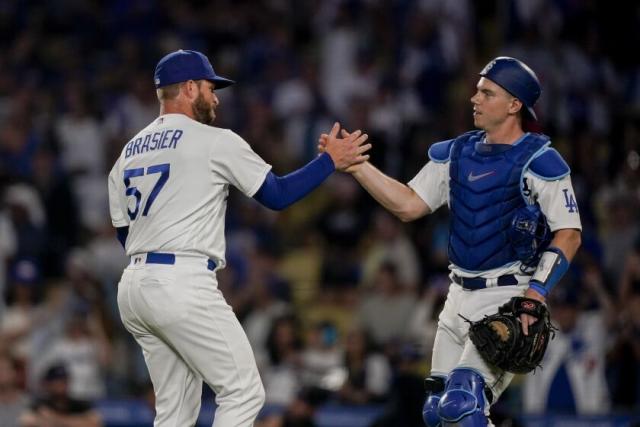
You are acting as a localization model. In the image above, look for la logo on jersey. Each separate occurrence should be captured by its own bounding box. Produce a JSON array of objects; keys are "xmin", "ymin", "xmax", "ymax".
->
[{"xmin": 562, "ymin": 189, "xmax": 578, "ymax": 213}]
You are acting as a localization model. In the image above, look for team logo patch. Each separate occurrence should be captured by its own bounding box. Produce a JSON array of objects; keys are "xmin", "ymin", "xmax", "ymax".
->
[
  {"xmin": 484, "ymin": 60, "xmax": 496, "ymax": 72},
  {"xmin": 521, "ymin": 301, "xmax": 535, "ymax": 310},
  {"xmin": 562, "ymin": 189, "xmax": 578, "ymax": 213},
  {"xmin": 467, "ymin": 170, "xmax": 496, "ymax": 182}
]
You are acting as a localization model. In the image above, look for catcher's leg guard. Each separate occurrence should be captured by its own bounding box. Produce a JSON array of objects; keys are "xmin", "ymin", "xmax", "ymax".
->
[
  {"xmin": 437, "ymin": 368, "xmax": 488, "ymax": 426},
  {"xmin": 422, "ymin": 376, "xmax": 445, "ymax": 427}
]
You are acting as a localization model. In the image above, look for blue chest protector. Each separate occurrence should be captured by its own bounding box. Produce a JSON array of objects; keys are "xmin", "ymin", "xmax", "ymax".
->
[{"xmin": 446, "ymin": 131, "xmax": 550, "ymax": 271}]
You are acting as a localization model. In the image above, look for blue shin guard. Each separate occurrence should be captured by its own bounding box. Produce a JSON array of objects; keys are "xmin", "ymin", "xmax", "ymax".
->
[
  {"xmin": 437, "ymin": 369, "xmax": 488, "ymax": 426},
  {"xmin": 422, "ymin": 376, "xmax": 445, "ymax": 426}
]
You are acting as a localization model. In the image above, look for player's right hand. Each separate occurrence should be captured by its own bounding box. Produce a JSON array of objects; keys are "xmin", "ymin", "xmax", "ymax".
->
[
  {"xmin": 521, "ymin": 286, "xmax": 546, "ymax": 335},
  {"xmin": 319, "ymin": 123, "xmax": 371, "ymax": 172}
]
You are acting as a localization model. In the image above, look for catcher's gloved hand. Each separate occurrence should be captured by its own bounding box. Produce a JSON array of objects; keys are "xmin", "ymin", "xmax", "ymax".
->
[{"xmin": 467, "ymin": 297, "xmax": 555, "ymax": 374}]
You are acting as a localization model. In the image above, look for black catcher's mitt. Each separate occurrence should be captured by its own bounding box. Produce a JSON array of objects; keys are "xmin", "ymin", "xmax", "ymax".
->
[{"xmin": 467, "ymin": 297, "xmax": 554, "ymax": 374}]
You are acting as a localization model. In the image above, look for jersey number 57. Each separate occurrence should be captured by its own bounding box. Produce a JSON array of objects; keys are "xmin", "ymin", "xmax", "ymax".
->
[{"xmin": 123, "ymin": 163, "xmax": 170, "ymax": 220}]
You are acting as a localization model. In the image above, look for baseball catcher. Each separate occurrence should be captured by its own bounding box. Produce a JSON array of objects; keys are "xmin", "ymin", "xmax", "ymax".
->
[{"xmin": 328, "ymin": 56, "xmax": 582, "ymax": 426}]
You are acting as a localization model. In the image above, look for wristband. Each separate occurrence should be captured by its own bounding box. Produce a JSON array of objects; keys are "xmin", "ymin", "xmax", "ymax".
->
[
  {"xmin": 528, "ymin": 281, "xmax": 549, "ymax": 297},
  {"xmin": 529, "ymin": 246, "xmax": 569, "ymax": 294}
]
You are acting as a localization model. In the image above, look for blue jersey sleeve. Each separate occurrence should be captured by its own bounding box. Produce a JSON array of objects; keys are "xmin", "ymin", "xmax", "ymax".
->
[{"xmin": 253, "ymin": 153, "xmax": 335, "ymax": 210}]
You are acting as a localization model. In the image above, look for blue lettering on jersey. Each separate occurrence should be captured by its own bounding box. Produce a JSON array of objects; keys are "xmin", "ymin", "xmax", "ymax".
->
[
  {"xmin": 160, "ymin": 130, "xmax": 171, "ymax": 148},
  {"xmin": 141, "ymin": 134, "xmax": 151, "ymax": 152},
  {"xmin": 125, "ymin": 139, "xmax": 133, "ymax": 158},
  {"xmin": 150, "ymin": 131, "xmax": 161, "ymax": 150},
  {"xmin": 563, "ymin": 189, "xmax": 578, "ymax": 213},
  {"xmin": 132, "ymin": 137, "xmax": 142, "ymax": 156},
  {"xmin": 170, "ymin": 129, "xmax": 183, "ymax": 148},
  {"xmin": 156, "ymin": 130, "xmax": 166, "ymax": 150},
  {"xmin": 125, "ymin": 129, "xmax": 184, "ymax": 158}
]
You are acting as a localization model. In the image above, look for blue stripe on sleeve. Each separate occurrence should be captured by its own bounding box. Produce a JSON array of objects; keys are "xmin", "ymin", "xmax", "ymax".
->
[{"xmin": 253, "ymin": 153, "xmax": 335, "ymax": 210}]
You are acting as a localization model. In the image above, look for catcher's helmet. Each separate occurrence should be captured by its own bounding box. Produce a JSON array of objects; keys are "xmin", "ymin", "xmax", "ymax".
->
[{"xmin": 480, "ymin": 56, "xmax": 541, "ymax": 120}]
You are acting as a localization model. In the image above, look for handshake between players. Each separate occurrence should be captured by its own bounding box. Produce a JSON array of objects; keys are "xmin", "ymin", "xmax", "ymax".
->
[{"xmin": 320, "ymin": 122, "xmax": 371, "ymax": 172}]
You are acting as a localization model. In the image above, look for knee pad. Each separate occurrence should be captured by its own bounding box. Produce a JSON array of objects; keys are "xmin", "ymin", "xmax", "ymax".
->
[
  {"xmin": 422, "ymin": 376, "xmax": 445, "ymax": 427},
  {"xmin": 437, "ymin": 369, "xmax": 488, "ymax": 426}
]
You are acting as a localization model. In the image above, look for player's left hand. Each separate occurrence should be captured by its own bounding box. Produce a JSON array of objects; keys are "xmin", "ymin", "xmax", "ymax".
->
[
  {"xmin": 468, "ymin": 295, "xmax": 554, "ymax": 373},
  {"xmin": 520, "ymin": 287, "xmax": 546, "ymax": 336}
]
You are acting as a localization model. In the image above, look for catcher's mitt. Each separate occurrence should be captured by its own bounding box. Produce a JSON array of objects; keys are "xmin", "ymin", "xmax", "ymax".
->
[{"xmin": 467, "ymin": 297, "xmax": 554, "ymax": 374}]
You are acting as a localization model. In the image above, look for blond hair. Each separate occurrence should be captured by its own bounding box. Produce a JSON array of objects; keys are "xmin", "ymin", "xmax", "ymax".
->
[{"xmin": 156, "ymin": 82, "xmax": 182, "ymax": 101}]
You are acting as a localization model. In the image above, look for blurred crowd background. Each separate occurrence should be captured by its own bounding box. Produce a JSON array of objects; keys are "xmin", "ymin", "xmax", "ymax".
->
[{"xmin": 0, "ymin": 0, "xmax": 639, "ymax": 426}]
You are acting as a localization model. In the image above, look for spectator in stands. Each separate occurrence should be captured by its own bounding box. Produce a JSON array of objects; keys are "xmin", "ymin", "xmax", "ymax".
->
[
  {"xmin": 1, "ymin": 259, "xmax": 41, "ymax": 364},
  {"xmin": 600, "ymin": 195, "xmax": 639, "ymax": 287},
  {"xmin": 607, "ymin": 290, "xmax": 640, "ymax": 411},
  {"xmin": 30, "ymin": 148, "xmax": 79, "ymax": 277},
  {"xmin": 280, "ymin": 387, "xmax": 329, "ymax": 427},
  {"xmin": 54, "ymin": 83, "xmax": 107, "ymax": 233},
  {"xmin": 619, "ymin": 237, "xmax": 640, "ymax": 302},
  {"xmin": 360, "ymin": 208, "xmax": 421, "ymax": 289},
  {"xmin": 300, "ymin": 321, "xmax": 344, "ymax": 391},
  {"xmin": 0, "ymin": 198, "xmax": 17, "ymax": 317},
  {"xmin": 0, "ymin": 353, "xmax": 28, "ymax": 427},
  {"xmin": 257, "ymin": 387, "xmax": 328, "ymax": 427},
  {"xmin": 356, "ymin": 262, "xmax": 416, "ymax": 348},
  {"xmin": 19, "ymin": 363, "xmax": 102, "ymax": 427},
  {"xmin": 372, "ymin": 343, "xmax": 424, "ymax": 427},
  {"xmin": 262, "ymin": 315, "xmax": 304, "ymax": 407},
  {"xmin": 243, "ymin": 266, "xmax": 292, "ymax": 370},
  {"xmin": 35, "ymin": 309, "xmax": 111, "ymax": 401},
  {"xmin": 3, "ymin": 184, "xmax": 46, "ymax": 262},
  {"xmin": 337, "ymin": 329, "xmax": 390, "ymax": 405},
  {"xmin": 523, "ymin": 278, "xmax": 612, "ymax": 415},
  {"xmin": 317, "ymin": 175, "xmax": 368, "ymax": 297}
]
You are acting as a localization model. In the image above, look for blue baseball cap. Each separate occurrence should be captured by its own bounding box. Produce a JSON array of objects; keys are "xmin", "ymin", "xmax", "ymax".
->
[
  {"xmin": 480, "ymin": 56, "xmax": 541, "ymax": 120},
  {"xmin": 9, "ymin": 258, "xmax": 40, "ymax": 285},
  {"xmin": 43, "ymin": 363, "xmax": 68, "ymax": 381},
  {"xmin": 154, "ymin": 49, "xmax": 235, "ymax": 89}
]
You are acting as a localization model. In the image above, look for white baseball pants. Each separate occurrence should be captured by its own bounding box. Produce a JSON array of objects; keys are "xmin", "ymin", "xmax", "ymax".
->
[
  {"xmin": 431, "ymin": 282, "xmax": 529, "ymax": 401},
  {"xmin": 117, "ymin": 254, "xmax": 265, "ymax": 427}
]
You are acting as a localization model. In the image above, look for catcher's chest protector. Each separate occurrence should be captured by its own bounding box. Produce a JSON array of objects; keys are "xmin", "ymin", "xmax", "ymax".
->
[{"xmin": 448, "ymin": 131, "xmax": 549, "ymax": 271}]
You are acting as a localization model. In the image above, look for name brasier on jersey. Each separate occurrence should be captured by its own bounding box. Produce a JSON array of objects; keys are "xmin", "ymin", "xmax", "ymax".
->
[{"xmin": 125, "ymin": 128, "xmax": 184, "ymax": 159}]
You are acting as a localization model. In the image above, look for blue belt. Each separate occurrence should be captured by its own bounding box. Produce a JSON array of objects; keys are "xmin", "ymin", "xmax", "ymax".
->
[
  {"xmin": 452, "ymin": 274, "xmax": 519, "ymax": 290},
  {"xmin": 144, "ymin": 252, "xmax": 217, "ymax": 271}
]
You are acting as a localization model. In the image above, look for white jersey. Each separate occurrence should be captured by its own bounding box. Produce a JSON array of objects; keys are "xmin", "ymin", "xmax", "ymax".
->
[
  {"xmin": 407, "ymin": 152, "xmax": 582, "ymax": 278},
  {"xmin": 108, "ymin": 114, "xmax": 271, "ymax": 267}
]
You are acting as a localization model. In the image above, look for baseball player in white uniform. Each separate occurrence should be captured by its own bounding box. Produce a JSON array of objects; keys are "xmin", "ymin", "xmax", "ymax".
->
[
  {"xmin": 108, "ymin": 49, "xmax": 370, "ymax": 427},
  {"xmin": 321, "ymin": 57, "xmax": 582, "ymax": 426}
]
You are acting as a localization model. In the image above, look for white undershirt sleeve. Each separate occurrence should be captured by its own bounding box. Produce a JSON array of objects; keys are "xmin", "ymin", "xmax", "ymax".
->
[{"xmin": 407, "ymin": 160, "xmax": 449, "ymax": 212}]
